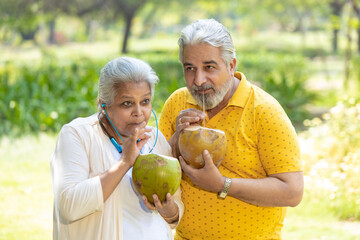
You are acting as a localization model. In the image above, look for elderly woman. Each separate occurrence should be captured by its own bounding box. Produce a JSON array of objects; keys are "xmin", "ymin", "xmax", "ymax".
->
[{"xmin": 51, "ymin": 57, "xmax": 183, "ymax": 240}]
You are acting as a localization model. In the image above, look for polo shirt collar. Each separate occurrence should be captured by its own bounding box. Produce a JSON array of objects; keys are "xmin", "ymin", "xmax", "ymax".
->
[
  {"xmin": 185, "ymin": 72, "xmax": 251, "ymax": 108},
  {"xmin": 186, "ymin": 88, "xmax": 198, "ymax": 106},
  {"xmin": 228, "ymin": 72, "xmax": 251, "ymax": 108}
]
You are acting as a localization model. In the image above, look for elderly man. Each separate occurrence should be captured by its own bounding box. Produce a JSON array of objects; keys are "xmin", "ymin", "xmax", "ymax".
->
[{"xmin": 159, "ymin": 19, "xmax": 303, "ymax": 240}]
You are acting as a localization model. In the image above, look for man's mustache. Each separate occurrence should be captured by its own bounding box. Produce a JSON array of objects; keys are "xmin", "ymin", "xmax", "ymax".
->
[{"xmin": 192, "ymin": 84, "xmax": 215, "ymax": 92}]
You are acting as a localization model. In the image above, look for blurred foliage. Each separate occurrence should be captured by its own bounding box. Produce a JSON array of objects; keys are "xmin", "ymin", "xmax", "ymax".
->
[
  {"xmin": 0, "ymin": 52, "xmax": 185, "ymax": 137},
  {"xmin": 0, "ymin": 56, "xmax": 102, "ymax": 136},
  {"xmin": 300, "ymin": 47, "xmax": 329, "ymax": 59},
  {"xmin": 351, "ymin": 55, "xmax": 360, "ymax": 91},
  {"xmin": 1, "ymin": 0, "xmax": 358, "ymax": 53},
  {"xmin": 0, "ymin": 50, "xmax": 320, "ymax": 136},
  {"xmin": 300, "ymin": 98, "xmax": 360, "ymax": 220},
  {"xmin": 237, "ymin": 52, "xmax": 316, "ymax": 123},
  {"xmin": 131, "ymin": 50, "xmax": 185, "ymax": 111}
]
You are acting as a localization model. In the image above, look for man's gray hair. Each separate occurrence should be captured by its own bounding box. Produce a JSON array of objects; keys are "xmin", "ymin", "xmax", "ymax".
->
[
  {"xmin": 97, "ymin": 57, "xmax": 159, "ymax": 110},
  {"xmin": 178, "ymin": 19, "xmax": 236, "ymax": 66}
]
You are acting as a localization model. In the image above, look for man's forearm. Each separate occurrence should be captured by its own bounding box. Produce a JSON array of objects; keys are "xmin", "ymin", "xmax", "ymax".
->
[{"xmin": 227, "ymin": 172, "xmax": 304, "ymax": 207}]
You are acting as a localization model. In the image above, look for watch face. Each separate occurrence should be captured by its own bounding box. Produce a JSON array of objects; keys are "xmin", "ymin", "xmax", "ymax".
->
[{"xmin": 219, "ymin": 192, "xmax": 227, "ymax": 198}]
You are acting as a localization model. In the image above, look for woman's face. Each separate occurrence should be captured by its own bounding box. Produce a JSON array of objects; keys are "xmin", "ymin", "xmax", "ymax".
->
[{"xmin": 106, "ymin": 81, "xmax": 152, "ymax": 137}]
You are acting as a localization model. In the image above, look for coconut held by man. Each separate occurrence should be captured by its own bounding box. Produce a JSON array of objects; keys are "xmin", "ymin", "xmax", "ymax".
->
[{"xmin": 178, "ymin": 125, "xmax": 227, "ymax": 169}]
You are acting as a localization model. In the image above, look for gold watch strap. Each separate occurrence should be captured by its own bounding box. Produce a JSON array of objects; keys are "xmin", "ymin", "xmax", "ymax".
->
[{"xmin": 218, "ymin": 177, "xmax": 231, "ymax": 199}]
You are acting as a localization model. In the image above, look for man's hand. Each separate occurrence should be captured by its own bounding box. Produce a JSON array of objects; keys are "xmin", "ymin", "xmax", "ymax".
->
[
  {"xmin": 176, "ymin": 108, "xmax": 206, "ymax": 130},
  {"xmin": 168, "ymin": 108, "xmax": 206, "ymax": 157},
  {"xmin": 179, "ymin": 149, "xmax": 225, "ymax": 193}
]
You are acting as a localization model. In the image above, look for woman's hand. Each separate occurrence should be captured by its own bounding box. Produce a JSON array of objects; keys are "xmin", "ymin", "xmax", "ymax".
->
[
  {"xmin": 120, "ymin": 121, "xmax": 152, "ymax": 167},
  {"xmin": 168, "ymin": 108, "xmax": 207, "ymax": 157},
  {"xmin": 142, "ymin": 193, "xmax": 179, "ymax": 224},
  {"xmin": 100, "ymin": 122, "xmax": 152, "ymax": 202}
]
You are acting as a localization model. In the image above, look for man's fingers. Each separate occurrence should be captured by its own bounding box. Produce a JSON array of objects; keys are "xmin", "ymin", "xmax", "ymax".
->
[
  {"xmin": 179, "ymin": 156, "xmax": 193, "ymax": 174},
  {"xmin": 181, "ymin": 108, "xmax": 207, "ymax": 117},
  {"xmin": 202, "ymin": 150, "xmax": 214, "ymax": 167},
  {"xmin": 180, "ymin": 116, "xmax": 200, "ymax": 125},
  {"xmin": 177, "ymin": 109, "xmax": 207, "ymax": 126}
]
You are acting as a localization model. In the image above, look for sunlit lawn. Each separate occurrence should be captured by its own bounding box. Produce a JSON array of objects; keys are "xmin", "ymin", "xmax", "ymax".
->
[
  {"xmin": 283, "ymin": 197, "xmax": 360, "ymax": 239},
  {"xmin": 0, "ymin": 134, "xmax": 55, "ymax": 240},
  {"xmin": 1, "ymin": 134, "xmax": 360, "ymax": 239}
]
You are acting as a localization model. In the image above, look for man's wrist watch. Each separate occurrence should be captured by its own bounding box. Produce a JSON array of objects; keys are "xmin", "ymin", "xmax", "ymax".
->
[{"xmin": 218, "ymin": 177, "xmax": 232, "ymax": 199}]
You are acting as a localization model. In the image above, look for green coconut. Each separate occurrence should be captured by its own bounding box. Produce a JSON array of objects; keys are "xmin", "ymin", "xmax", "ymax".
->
[{"xmin": 132, "ymin": 153, "xmax": 181, "ymax": 204}]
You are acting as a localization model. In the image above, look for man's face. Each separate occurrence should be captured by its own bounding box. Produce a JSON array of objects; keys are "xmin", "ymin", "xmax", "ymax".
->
[{"xmin": 182, "ymin": 43, "xmax": 235, "ymax": 110}]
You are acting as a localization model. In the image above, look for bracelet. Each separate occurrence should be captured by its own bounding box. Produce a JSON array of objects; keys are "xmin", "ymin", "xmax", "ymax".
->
[{"xmin": 162, "ymin": 208, "xmax": 179, "ymax": 223}]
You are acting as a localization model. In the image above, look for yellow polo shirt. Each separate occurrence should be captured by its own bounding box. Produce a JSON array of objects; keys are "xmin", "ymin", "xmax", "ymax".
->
[{"xmin": 159, "ymin": 72, "xmax": 302, "ymax": 240}]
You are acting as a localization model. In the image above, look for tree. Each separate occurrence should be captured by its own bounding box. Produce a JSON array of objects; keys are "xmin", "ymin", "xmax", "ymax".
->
[
  {"xmin": 42, "ymin": 0, "xmax": 105, "ymax": 44},
  {"xmin": 108, "ymin": 0, "xmax": 147, "ymax": 53},
  {"xmin": 0, "ymin": 0, "xmax": 42, "ymax": 43},
  {"xmin": 350, "ymin": 0, "xmax": 360, "ymax": 53},
  {"xmin": 329, "ymin": 0, "xmax": 347, "ymax": 53}
]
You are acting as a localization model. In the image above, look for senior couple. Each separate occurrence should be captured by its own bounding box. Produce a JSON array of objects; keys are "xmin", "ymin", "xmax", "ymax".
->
[{"xmin": 51, "ymin": 19, "xmax": 303, "ymax": 240}]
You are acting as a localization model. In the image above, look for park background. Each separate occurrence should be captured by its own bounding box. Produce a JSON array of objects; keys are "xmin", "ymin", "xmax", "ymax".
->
[{"xmin": 1, "ymin": 0, "xmax": 360, "ymax": 239}]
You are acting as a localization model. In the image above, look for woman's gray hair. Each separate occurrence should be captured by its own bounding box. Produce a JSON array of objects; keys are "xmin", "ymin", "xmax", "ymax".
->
[
  {"xmin": 97, "ymin": 57, "xmax": 159, "ymax": 110},
  {"xmin": 178, "ymin": 19, "xmax": 236, "ymax": 67}
]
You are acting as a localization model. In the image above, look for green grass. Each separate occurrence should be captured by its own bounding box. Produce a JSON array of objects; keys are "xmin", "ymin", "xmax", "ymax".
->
[
  {"xmin": 283, "ymin": 196, "xmax": 360, "ymax": 239},
  {"xmin": 0, "ymin": 134, "xmax": 55, "ymax": 240},
  {"xmin": 1, "ymin": 134, "xmax": 360, "ymax": 239}
]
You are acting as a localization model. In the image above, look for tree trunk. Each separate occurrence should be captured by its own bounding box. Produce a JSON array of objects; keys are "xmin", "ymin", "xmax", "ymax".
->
[
  {"xmin": 344, "ymin": 20, "xmax": 352, "ymax": 89},
  {"xmin": 1, "ymin": 26, "xmax": 9, "ymax": 44},
  {"xmin": 349, "ymin": 0, "xmax": 360, "ymax": 53},
  {"xmin": 48, "ymin": 19, "xmax": 56, "ymax": 44},
  {"xmin": 121, "ymin": 13, "xmax": 134, "ymax": 54},
  {"xmin": 115, "ymin": 0, "xmax": 147, "ymax": 53},
  {"xmin": 298, "ymin": 15, "xmax": 306, "ymax": 47},
  {"xmin": 332, "ymin": 28, "xmax": 339, "ymax": 53},
  {"xmin": 330, "ymin": 0, "xmax": 346, "ymax": 54},
  {"xmin": 358, "ymin": 28, "xmax": 360, "ymax": 53},
  {"xmin": 85, "ymin": 20, "xmax": 96, "ymax": 43}
]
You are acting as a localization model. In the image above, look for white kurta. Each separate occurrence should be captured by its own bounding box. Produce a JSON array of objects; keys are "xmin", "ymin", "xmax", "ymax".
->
[{"xmin": 51, "ymin": 114, "xmax": 183, "ymax": 240}]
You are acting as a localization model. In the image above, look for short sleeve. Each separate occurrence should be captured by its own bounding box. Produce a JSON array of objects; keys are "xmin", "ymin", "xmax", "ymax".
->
[
  {"xmin": 257, "ymin": 109, "xmax": 302, "ymax": 175},
  {"xmin": 159, "ymin": 96, "xmax": 176, "ymax": 141}
]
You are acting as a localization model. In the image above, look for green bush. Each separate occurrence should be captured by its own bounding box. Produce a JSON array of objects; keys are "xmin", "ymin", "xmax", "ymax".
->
[
  {"xmin": 0, "ymin": 57, "xmax": 102, "ymax": 136},
  {"xmin": 300, "ymin": 98, "xmax": 360, "ymax": 220},
  {"xmin": 237, "ymin": 52, "xmax": 316, "ymax": 124},
  {"xmin": 0, "ymin": 51, "xmax": 315, "ymax": 136},
  {"xmin": 300, "ymin": 47, "xmax": 328, "ymax": 59},
  {"xmin": 0, "ymin": 53, "xmax": 184, "ymax": 137},
  {"xmin": 132, "ymin": 50, "xmax": 185, "ymax": 111}
]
